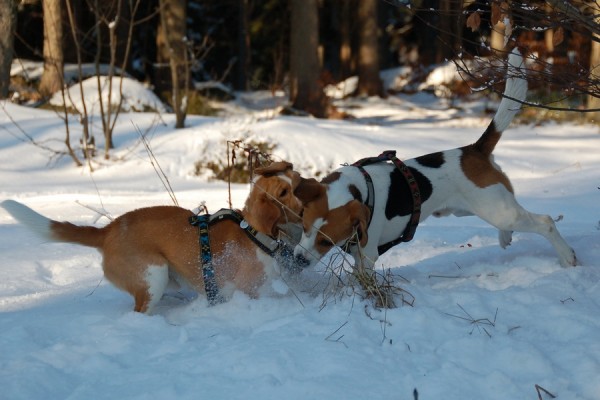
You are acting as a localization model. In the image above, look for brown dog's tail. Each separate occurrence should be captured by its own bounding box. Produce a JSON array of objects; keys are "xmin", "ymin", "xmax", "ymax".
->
[
  {"xmin": 473, "ymin": 50, "xmax": 528, "ymax": 156},
  {"xmin": 1, "ymin": 200, "xmax": 105, "ymax": 249}
]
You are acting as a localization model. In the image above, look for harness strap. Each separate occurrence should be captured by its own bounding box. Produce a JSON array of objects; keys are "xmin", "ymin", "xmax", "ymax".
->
[
  {"xmin": 383, "ymin": 151, "xmax": 422, "ymax": 243},
  {"xmin": 208, "ymin": 209, "xmax": 280, "ymax": 256},
  {"xmin": 189, "ymin": 213, "xmax": 223, "ymax": 305},
  {"xmin": 352, "ymin": 150, "xmax": 422, "ymax": 255},
  {"xmin": 189, "ymin": 208, "xmax": 295, "ymax": 305},
  {"xmin": 351, "ymin": 164, "xmax": 375, "ymax": 227}
]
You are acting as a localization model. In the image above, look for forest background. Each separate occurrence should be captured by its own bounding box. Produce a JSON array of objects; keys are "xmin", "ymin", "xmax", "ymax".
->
[
  {"xmin": 0, "ymin": 0, "xmax": 598, "ymax": 165},
  {"xmin": 0, "ymin": 5, "xmax": 599, "ymax": 397}
]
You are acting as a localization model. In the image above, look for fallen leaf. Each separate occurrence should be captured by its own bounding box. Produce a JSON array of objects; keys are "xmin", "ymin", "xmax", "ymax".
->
[
  {"xmin": 553, "ymin": 27, "xmax": 564, "ymax": 47},
  {"xmin": 466, "ymin": 11, "xmax": 481, "ymax": 32}
]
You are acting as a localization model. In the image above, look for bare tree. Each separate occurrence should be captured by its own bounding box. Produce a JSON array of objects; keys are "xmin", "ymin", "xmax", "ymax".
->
[
  {"xmin": 64, "ymin": 0, "xmax": 94, "ymax": 169},
  {"xmin": 356, "ymin": 0, "xmax": 384, "ymax": 97},
  {"xmin": 289, "ymin": 0, "xmax": 329, "ymax": 118},
  {"xmin": 466, "ymin": 0, "xmax": 600, "ymax": 113},
  {"xmin": 0, "ymin": 0, "xmax": 16, "ymax": 99},
  {"xmin": 158, "ymin": 0, "xmax": 189, "ymax": 129},
  {"xmin": 235, "ymin": 0, "xmax": 250, "ymax": 91},
  {"xmin": 339, "ymin": 0, "xmax": 354, "ymax": 80},
  {"xmin": 587, "ymin": 12, "xmax": 600, "ymax": 121},
  {"xmin": 402, "ymin": 0, "xmax": 600, "ymax": 113},
  {"xmin": 439, "ymin": 0, "xmax": 465, "ymax": 58},
  {"xmin": 89, "ymin": 0, "xmax": 143, "ymax": 156},
  {"xmin": 39, "ymin": 0, "xmax": 64, "ymax": 97}
]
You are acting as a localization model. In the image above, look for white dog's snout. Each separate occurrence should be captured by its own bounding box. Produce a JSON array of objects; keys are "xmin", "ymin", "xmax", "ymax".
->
[{"xmin": 293, "ymin": 244, "xmax": 308, "ymax": 259}]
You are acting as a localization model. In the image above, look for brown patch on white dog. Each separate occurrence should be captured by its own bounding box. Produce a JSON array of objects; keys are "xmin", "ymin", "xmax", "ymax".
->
[{"xmin": 460, "ymin": 145, "xmax": 514, "ymax": 192}]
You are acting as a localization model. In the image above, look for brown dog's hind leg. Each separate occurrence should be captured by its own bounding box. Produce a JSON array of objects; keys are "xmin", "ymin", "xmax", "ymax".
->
[
  {"xmin": 130, "ymin": 265, "xmax": 170, "ymax": 313},
  {"xmin": 133, "ymin": 290, "xmax": 152, "ymax": 313}
]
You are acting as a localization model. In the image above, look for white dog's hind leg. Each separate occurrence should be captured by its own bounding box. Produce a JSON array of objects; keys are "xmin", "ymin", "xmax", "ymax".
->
[
  {"xmin": 498, "ymin": 230, "xmax": 513, "ymax": 248},
  {"xmin": 471, "ymin": 187, "xmax": 577, "ymax": 267}
]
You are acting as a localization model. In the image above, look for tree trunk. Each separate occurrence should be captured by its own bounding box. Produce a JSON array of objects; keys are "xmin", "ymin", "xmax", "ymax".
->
[
  {"xmin": 235, "ymin": 0, "xmax": 249, "ymax": 91},
  {"xmin": 414, "ymin": 0, "xmax": 438, "ymax": 65},
  {"xmin": 158, "ymin": 0, "xmax": 188, "ymax": 129},
  {"xmin": 587, "ymin": 33, "xmax": 600, "ymax": 121},
  {"xmin": 438, "ymin": 0, "xmax": 452, "ymax": 61},
  {"xmin": 289, "ymin": 0, "xmax": 328, "ymax": 118},
  {"xmin": 356, "ymin": 0, "xmax": 383, "ymax": 97},
  {"xmin": 0, "ymin": 0, "xmax": 16, "ymax": 99},
  {"xmin": 339, "ymin": 0, "xmax": 353, "ymax": 80},
  {"xmin": 39, "ymin": 0, "xmax": 64, "ymax": 97}
]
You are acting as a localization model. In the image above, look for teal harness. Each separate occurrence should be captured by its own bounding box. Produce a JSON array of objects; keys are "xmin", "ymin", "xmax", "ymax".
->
[{"xmin": 189, "ymin": 209, "xmax": 294, "ymax": 305}]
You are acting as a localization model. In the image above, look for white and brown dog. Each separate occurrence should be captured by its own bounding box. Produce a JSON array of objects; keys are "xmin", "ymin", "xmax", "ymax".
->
[
  {"xmin": 293, "ymin": 51, "xmax": 577, "ymax": 271},
  {"xmin": 0, "ymin": 161, "xmax": 304, "ymax": 314}
]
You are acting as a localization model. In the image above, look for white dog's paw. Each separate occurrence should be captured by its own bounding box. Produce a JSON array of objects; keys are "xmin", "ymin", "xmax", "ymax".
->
[
  {"xmin": 498, "ymin": 230, "xmax": 513, "ymax": 249},
  {"xmin": 559, "ymin": 248, "xmax": 578, "ymax": 267}
]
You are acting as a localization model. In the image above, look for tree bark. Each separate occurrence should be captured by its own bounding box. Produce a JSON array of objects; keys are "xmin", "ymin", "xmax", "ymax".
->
[
  {"xmin": 235, "ymin": 0, "xmax": 249, "ymax": 91},
  {"xmin": 289, "ymin": 0, "xmax": 328, "ymax": 118},
  {"xmin": 339, "ymin": 0, "xmax": 353, "ymax": 80},
  {"xmin": 39, "ymin": 0, "xmax": 64, "ymax": 97},
  {"xmin": 414, "ymin": 0, "xmax": 438, "ymax": 65},
  {"xmin": 587, "ymin": 32, "xmax": 600, "ymax": 121},
  {"xmin": 158, "ymin": 0, "xmax": 188, "ymax": 128},
  {"xmin": 0, "ymin": 0, "xmax": 16, "ymax": 99},
  {"xmin": 356, "ymin": 0, "xmax": 383, "ymax": 97}
]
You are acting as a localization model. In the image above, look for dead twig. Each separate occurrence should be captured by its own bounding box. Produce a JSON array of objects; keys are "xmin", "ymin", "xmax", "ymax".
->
[
  {"xmin": 353, "ymin": 267, "xmax": 415, "ymax": 309},
  {"xmin": 535, "ymin": 384, "xmax": 556, "ymax": 400},
  {"xmin": 325, "ymin": 321, "xmax": 348, "ymax": 348},
  {"xmin": 133, "ymin": 121, "xmax": 178, "ymax": 206},
  {"xmin": 428, "ymin": 274, "xmax": 462, "ymax": 279},
  {"xmin": 225, "ymin": 139, "xmax": 274, "ymax": 208},
  {"xmin": 0, "ymin": 102, "xmax": 73, "ymax": 166},
  {"xmin": 560, "ymin": 297, "xmax": 575, "ymax": 304},
  {"xmin": 443, "ymin": 303, "xmax": 498, "ymax": 338},
  {"xmin": 75, "ymin": 200, "xmax": 114, "ymax": 223},
  {"xmin": 507, "ymin": 326, "xmax": 521, "ymax": 334}
]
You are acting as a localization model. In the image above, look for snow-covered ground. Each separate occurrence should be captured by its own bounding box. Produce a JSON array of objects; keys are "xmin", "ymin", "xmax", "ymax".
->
[{"xmin": 0, "ymin": 85, "xmax": 599, "ymax": 400}]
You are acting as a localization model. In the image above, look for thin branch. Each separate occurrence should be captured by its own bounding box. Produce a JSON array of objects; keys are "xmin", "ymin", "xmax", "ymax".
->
[
  {"xmin": 535, "ymin": 383, "xmax": 557, "ymax": 400},
  {"xmin": 65, "ymin": 0, "xmax": 95, "ymax": 171},
  {"xmin": 132, "ymin": 121, "xmax": 178, "ymax": 206}
]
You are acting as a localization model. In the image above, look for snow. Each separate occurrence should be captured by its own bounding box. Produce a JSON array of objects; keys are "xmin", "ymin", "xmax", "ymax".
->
[
  {"xmin": 49, "ymin": 76, "xmax": 168, "ymax": 114},
  {"xmin": 11, "ymin": 59, "xmax": 128, "ymax": 85},
  {"xmin": 1, "ymin": 86, "xmax": 600, "ymax": 400}
]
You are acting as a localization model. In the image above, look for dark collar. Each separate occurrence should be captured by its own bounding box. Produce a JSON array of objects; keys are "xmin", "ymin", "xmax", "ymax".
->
[{"xmin": 352, "ymin": 150, "xmax": 422, "ymax": 255}]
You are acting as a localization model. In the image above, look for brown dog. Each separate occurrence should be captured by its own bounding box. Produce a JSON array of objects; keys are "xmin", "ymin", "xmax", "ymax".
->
[{"xmin": 0, "ymin": 161, "xmax": 303, "ymax": 313}]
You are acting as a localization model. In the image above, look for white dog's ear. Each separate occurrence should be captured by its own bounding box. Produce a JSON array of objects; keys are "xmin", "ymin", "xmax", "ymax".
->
[
  {"xmin": 348, "ymin": 200, "xmax": 370, "ymax": 247},
  {"xmin": 294, "ymin": 177, "xmax": 325, "ymax": 205}
]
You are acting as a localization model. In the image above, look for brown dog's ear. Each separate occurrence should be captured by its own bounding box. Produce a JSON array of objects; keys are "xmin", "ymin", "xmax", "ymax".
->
[
  {"xmin": 289, "ymin": 170, "xmax": 302, "ymax": 192},
  {"xmin": 254, "ymin": 161, "xmax": 293, "ymax": 177},
  {"xmin": 294, "ymin": 177, "xmax": 325, "ymax": 205},
  {"xmin": 348, "ymin": 200, "xmax": 370, "ymax": 247}
]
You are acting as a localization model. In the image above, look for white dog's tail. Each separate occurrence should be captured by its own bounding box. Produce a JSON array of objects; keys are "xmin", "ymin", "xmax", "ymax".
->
[
  {"xmin": 473, "ymin": 50, "xmax": 528, "ymax": 156},
  {"xmin": 1, "ymin": 200, "xmax": 104, "ymax": 248}
]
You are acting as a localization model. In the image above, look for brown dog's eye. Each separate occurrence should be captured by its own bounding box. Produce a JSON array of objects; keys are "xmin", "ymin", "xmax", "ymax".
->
[{"xmin": 279, "ymin": 189, "xmax": 288, "ymax": 198}]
